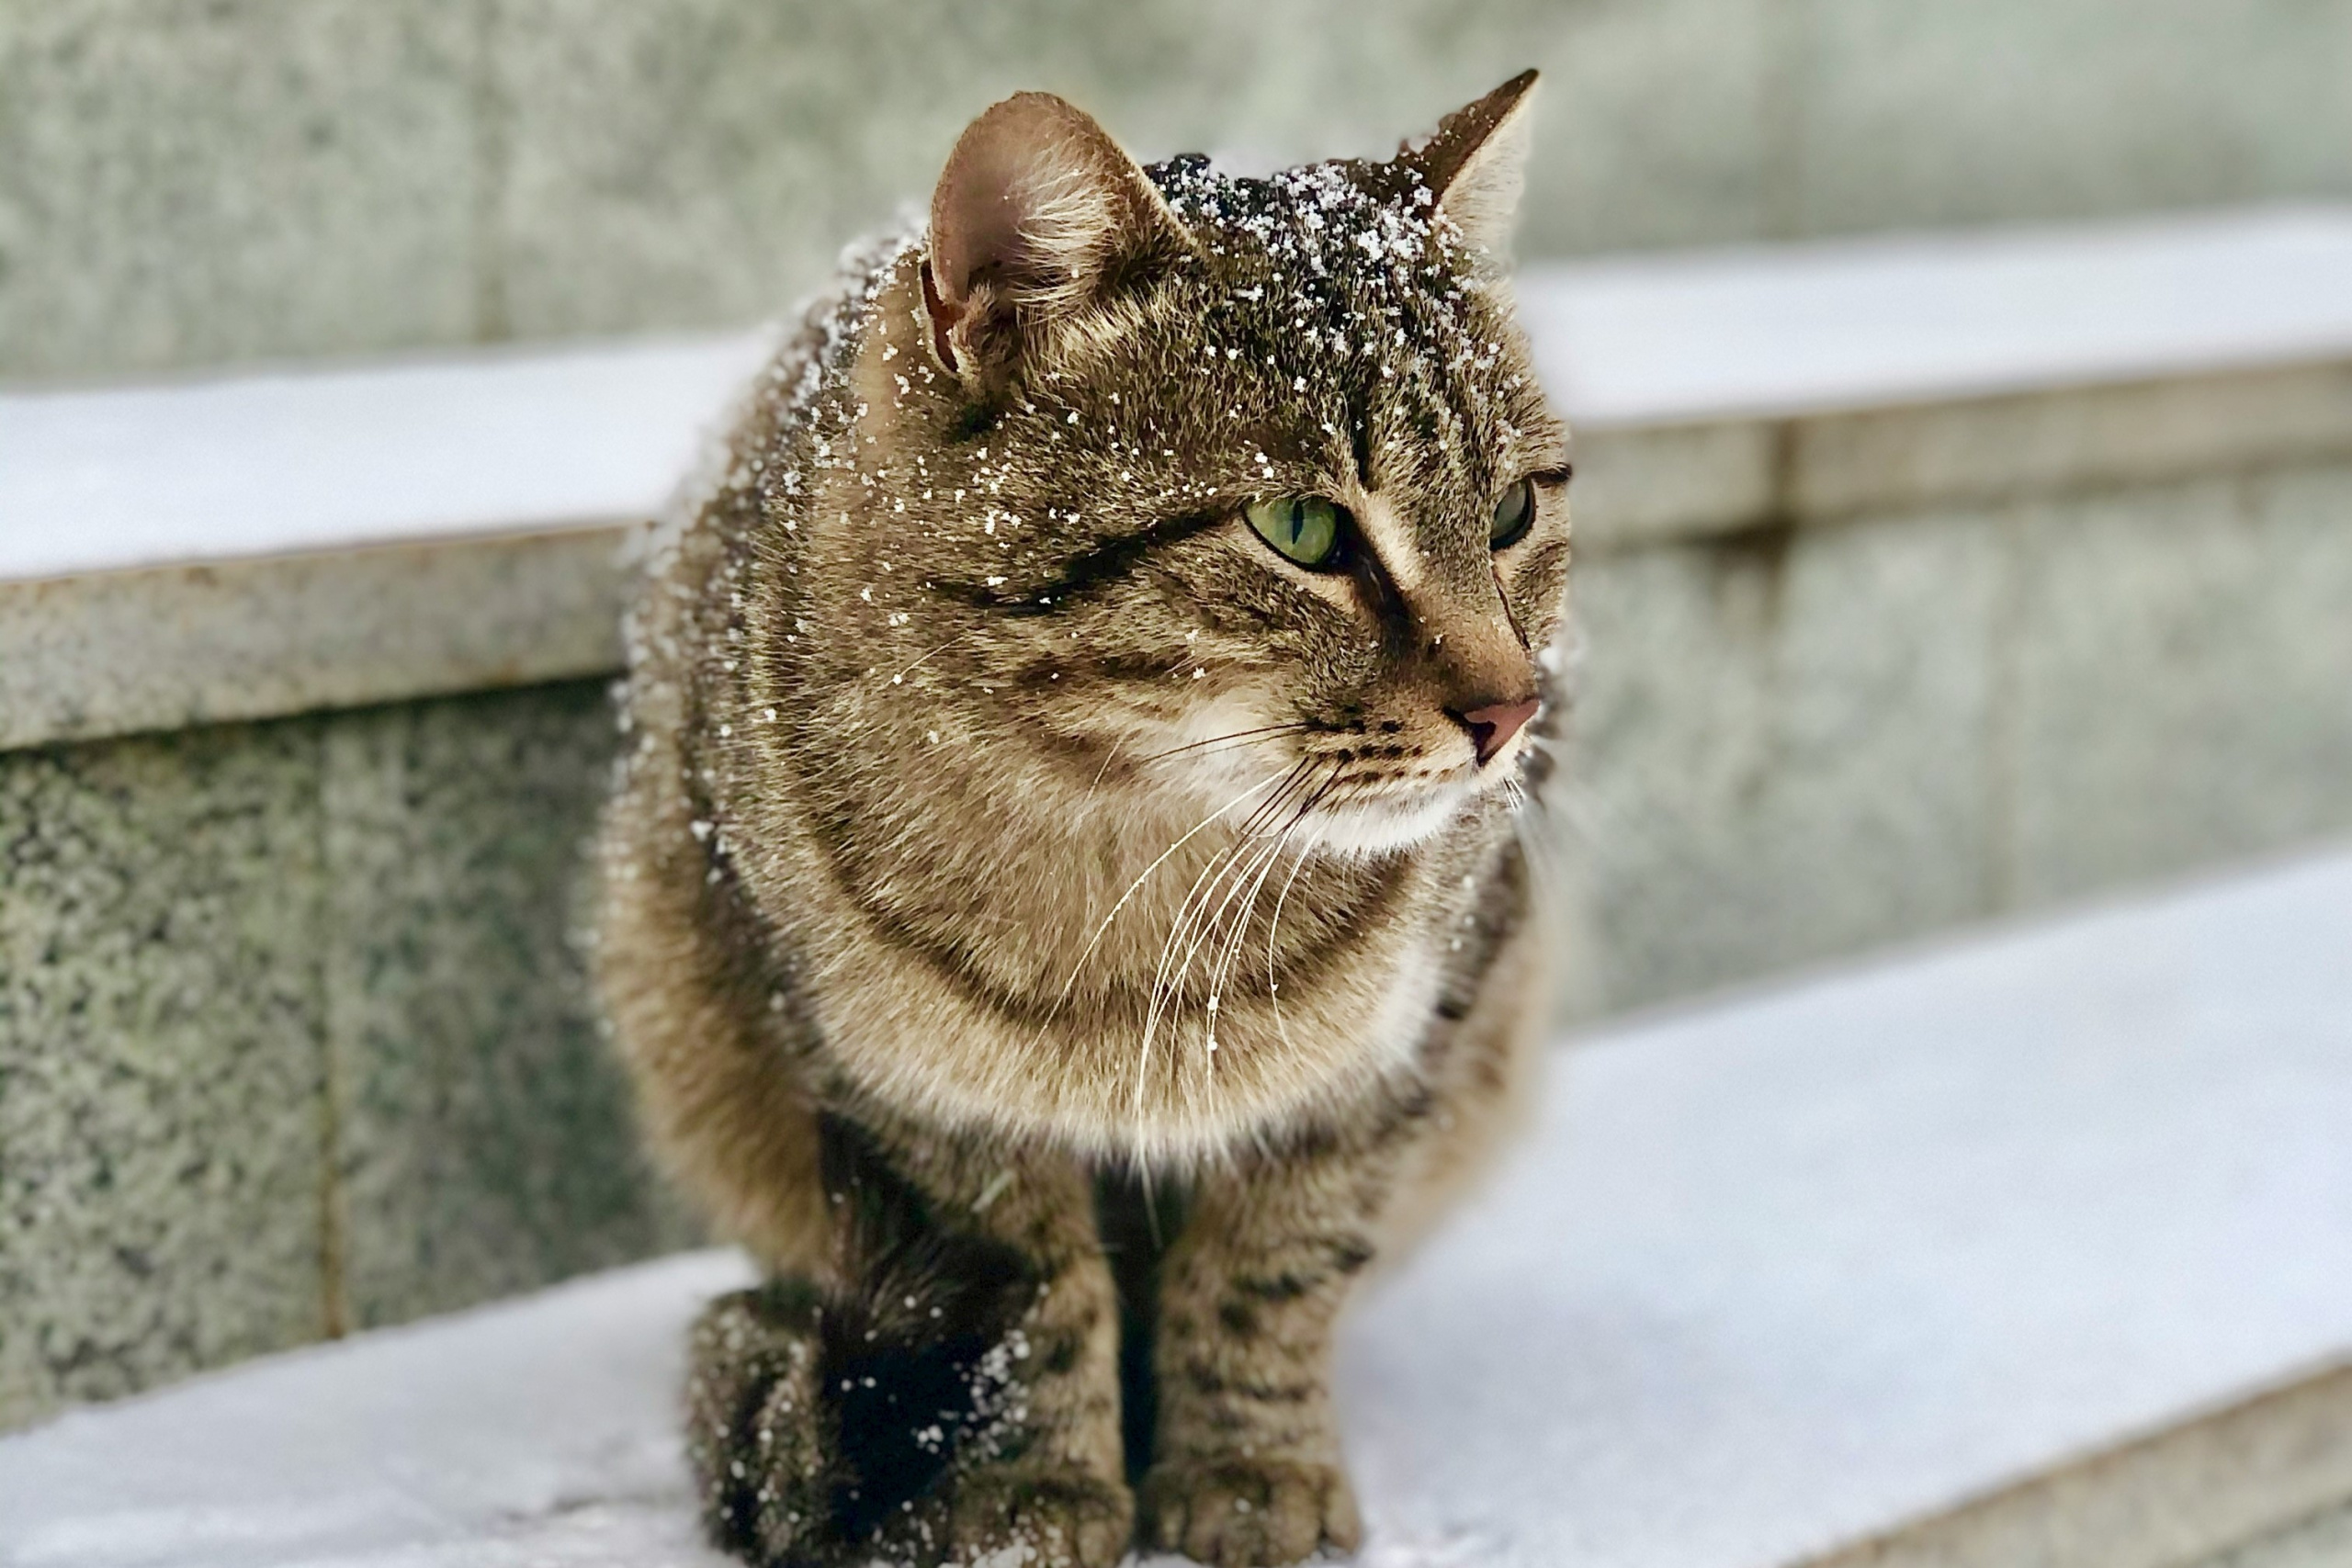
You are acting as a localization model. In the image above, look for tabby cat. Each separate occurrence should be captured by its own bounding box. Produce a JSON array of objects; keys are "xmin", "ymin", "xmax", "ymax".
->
[{"xmin": 596, "ymin": 70, "xmax": 1571, "ymax": 1568}]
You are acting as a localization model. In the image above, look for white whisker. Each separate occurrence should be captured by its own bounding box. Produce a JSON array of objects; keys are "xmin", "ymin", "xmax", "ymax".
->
[
  {"xmin": 1263, "ymin": 834, "xmax": 1317, "ymax": 1054},
  {"xmin": 883, "ymin": 628, "xmax": 978, "ymax": 686},
  {"xmin": 1137, "ymin": 833, "xmax": 1260, "ymax": 1106},
  {"xmin": 1136, "ymin": 763, "xmax": 1316, "ymax": 1105},
  {"xmin": 1203, "ymin": 822, "xmax": 1299, "ymax": 1068},
  {"xmin": 1261, "ymin": 761, "xmax": 1344, "ymax": 1051},
  {"xmin": 1045, "ymin": 769, "xmax": 1290, "ymax": 1025}
]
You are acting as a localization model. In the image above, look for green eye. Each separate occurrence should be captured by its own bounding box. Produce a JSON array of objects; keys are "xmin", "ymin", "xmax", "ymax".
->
[
  {"xmin": 1244, "ymin": 495, "xmax": 1348, "ymax": 570},
  {"xmin": 1490, "ymin": 477, "xmax": 1535, "ymax": 549}
]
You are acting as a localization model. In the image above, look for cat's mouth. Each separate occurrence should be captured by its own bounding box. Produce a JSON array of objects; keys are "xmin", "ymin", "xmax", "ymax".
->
[{"xmin": 1123, "ymin": 697, "xmax": 1533, "ymax": 855}]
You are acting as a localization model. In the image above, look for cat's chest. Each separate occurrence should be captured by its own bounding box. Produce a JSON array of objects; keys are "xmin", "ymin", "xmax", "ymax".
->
[{"xmin": 778, "ymin": 840, "xmax": 1462, "ymax": 1161}]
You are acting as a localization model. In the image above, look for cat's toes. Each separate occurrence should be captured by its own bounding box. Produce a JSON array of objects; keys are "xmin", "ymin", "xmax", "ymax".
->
[
  {"xmin": 1138, "ymin": 1456, "xmax": 1362, "ymax": 1567},
  {"xmin": 880, "ymin": 1466, "xmax": 1133, "ymax": 1568},
  {"xmin": 684, "ymin": 1283, "xmax": 837, "ymax": 1564}
]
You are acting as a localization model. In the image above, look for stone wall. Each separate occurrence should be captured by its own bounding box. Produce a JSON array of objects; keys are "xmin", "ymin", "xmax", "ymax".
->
[
  {"xmin": 1558, "ymin": 363, "xmax": 2352, "ymax": 1010},
  {"xmin": 6, "ymin": 0, "xmax": 2352, "ymax": 381},
  {"xmin": 0, "ymin": 684, "xmax": 696, "ymax": 1431},
  {"xmin": 1567, "ymin": 457, "xmax": 2352, "ymax": 1012}
]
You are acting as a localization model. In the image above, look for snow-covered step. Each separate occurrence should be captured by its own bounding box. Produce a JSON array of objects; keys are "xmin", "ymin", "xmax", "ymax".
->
[
  {"xmin": 7, "ymin": 206, "xmax": 2352, "ymax": 750},
  {"xmin": 1519, "ymin": 204, "xmax": 2352, "ymax": 425},
  {"xmin": 6, "ymin": 845, "xmax": 2349, "ymax": 1568},
  {"xmin": 10, "ymin": 208, "xmax": 2352, "ymax": 585}
]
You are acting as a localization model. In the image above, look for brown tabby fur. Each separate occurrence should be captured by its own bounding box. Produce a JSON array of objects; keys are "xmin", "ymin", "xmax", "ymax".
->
[{"xmin": 596, "ymin": 71, "xmax": 1570, "ymax": 1568}]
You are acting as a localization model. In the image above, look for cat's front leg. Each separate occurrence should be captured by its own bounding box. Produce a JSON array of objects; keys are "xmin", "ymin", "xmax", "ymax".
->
[
  {"xmin": 688, "ymin": 1117, "xmax": 1131, "ymax": 1568},
  {"xmin": 873, "ymin": 1131, "xmax": 1133, "ymax": 1568},
  {"xmin": 1140, "ymin": 1128, "xmax": 1400, "ymax": 1568}
]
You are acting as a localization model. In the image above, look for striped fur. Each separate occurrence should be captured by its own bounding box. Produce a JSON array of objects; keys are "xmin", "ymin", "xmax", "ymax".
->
[{"xmin": 597, "ymin": 73, "xmax": 1566, "ymax": 1568}]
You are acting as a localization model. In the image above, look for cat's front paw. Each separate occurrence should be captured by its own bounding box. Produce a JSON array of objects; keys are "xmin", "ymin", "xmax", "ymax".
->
[
  {"xmin": 876, "ymin": 1465, "xmax": 1133, "ymax": 1568},
  {"xmin": 1137, "ymin": 1456, "xmax": 1362, "ymax": 1567},
  {"xmin": 685, "ymin": 1283, "xmax": 839, "ymax": 1565}
]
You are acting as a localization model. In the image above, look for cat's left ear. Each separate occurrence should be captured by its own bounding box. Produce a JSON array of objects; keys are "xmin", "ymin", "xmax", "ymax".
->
[
  {"xmin": 923, "ymin": 92, "xmax": 1191, "ymax": 387},
  {"xmin": 1408, "ymin": 69, "xmax": 1540, "ymax": 255}
]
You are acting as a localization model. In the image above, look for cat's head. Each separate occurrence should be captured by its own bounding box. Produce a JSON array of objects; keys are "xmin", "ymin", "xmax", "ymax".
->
[{"xmin": 804, "ymin": 73, "xmax": 1567, "ymax": 858}]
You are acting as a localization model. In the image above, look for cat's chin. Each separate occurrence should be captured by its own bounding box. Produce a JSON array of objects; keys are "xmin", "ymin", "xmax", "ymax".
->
[{"xmin": 1293, "ymin": 784, "xmax": 1479, "ymax": 857}]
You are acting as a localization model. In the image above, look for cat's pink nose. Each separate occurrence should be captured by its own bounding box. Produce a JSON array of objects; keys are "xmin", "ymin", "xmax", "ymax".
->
[{"xmin": 1453, "ymin": 696, "xmax": 1541, "ymax": 767}]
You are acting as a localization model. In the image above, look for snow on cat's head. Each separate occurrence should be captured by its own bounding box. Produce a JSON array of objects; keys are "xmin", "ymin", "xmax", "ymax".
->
[{"xmin": 794, "ymin": 73, "xmax": 1569, "ymax": 859}]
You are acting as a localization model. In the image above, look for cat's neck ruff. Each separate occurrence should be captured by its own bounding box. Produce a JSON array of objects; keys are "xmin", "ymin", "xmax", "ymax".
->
[{"xmin": 713, "ymin": 696, "xmax": 1515, "ymax": 1164}]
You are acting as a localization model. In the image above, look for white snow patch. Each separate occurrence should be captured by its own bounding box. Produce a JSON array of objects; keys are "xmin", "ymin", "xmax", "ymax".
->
[
  {"xmin": 1519, "ymin": 204, "xmax": 2352, "ymax": 425},
  {"xmin": 0, "ymin": 1252, "xmax": 753, "ymax": 1568},
  {"xmin": 0, "ymin": 336, "xmax": 772, "ymax": 583}
]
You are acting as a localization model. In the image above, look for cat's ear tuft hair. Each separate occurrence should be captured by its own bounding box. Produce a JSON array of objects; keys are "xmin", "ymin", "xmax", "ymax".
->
[
  {"xmin": 1408, "ymin": 69, "xmax": 1540, "ymax": 256},
  {"xmin": 923, "ymin": 92, "xmax": 1189, "ymax": 385}
]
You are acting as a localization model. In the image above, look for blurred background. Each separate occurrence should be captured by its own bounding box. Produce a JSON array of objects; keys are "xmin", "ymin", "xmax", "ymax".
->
[
  {"xmin": 4, "ymin": 0, "xmax": 2351, "ymax": 1458},
  {"xmin": 7, "ymin": 0, "xmax": 2352, "ymax": 376}
]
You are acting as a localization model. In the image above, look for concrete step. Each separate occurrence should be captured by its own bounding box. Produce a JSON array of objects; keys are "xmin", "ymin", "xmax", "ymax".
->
[
  {"xmin": 2208, "ymin": 1501, "xmax": 2352, "ymax": 1568},
  {"xmin": 11, "ymin": 206, "xmax": 2352, "ymax": 752},
  {"xmin": 6, "ymin": 846, "xmax": 2348, "ymax": 1567}
]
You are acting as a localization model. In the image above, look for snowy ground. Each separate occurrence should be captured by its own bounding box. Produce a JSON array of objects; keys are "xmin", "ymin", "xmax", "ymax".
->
[{"xmin": 6, "ymin": 845, "xmax": 2352, "ymax": 1568}]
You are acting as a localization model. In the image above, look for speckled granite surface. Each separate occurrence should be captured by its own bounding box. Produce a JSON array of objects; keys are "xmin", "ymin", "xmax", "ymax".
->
[
  {"xmin": 2205, "ymin": 1498, "xmax": 2352, "ymax": 1568},
  {"xmin": 1566, "ymin": 455, "xmax": 2352, "ymax": 1010},
  {"xmin": 0, "ymin": 723, "xmax": 334, "ymax": 1427},
  {"xmin": 320, "ymin": 684, "xmax": 699, "ymax": 1330},
  {"xmin": 11, "ymin": 0, "xmax": 2352, "ymax": 383},
  {"xmin": 0, "ymin": 682, "xmax": 695, "ymax": 1431}
]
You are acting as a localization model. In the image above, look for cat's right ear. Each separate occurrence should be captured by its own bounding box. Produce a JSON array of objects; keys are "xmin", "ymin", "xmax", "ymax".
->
[
  {"xmin": 922, "ymin": 93, "xmax": 1190, "ymax": 388},
  {"xmin": 1409, "ymin": 69, "xmax": 1541, "ymax": 256}
]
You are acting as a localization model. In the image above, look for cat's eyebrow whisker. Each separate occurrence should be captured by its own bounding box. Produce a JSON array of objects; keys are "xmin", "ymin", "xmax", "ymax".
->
[{"xmin": 880, "ymin": 628, "xmax": 981, "ymax": 686}]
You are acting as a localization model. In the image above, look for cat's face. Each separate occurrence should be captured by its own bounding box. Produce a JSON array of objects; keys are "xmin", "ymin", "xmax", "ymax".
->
[{"xmin": 817, "ymin": 77, "xmax": 1566, "ymax": 858}]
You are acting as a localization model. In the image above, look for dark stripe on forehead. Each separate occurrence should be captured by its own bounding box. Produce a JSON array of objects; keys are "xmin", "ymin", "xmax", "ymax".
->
[
  {"xmin": 1398, "ymin": 283, "xmax": 1505, "ymax": 477},
  {"xmin": 1364, "ymin": 375, "xmax": 1456, "ymax": 492},
  {"xmin": 929, "ymin": 508, "xmax": 1226, "ymax": 617}
]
